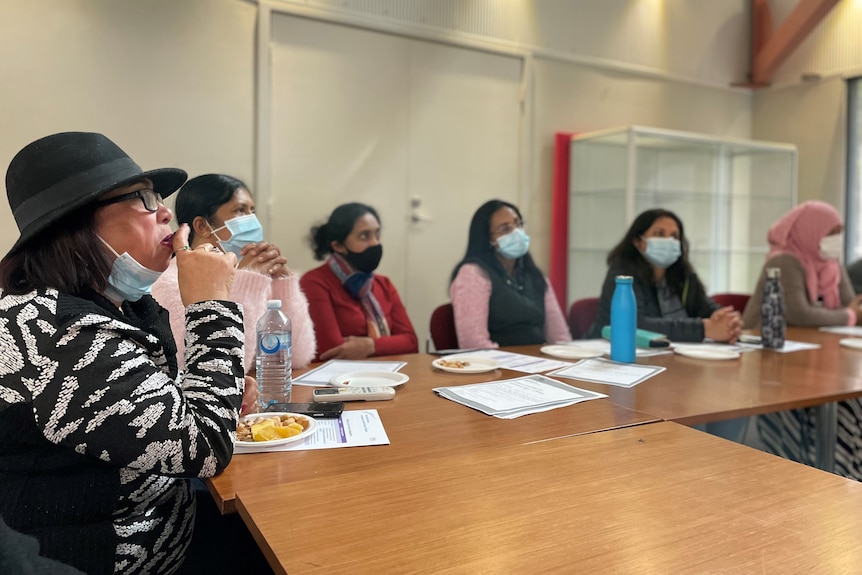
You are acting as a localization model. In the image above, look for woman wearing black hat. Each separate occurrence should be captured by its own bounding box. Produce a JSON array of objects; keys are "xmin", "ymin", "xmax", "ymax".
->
[{"xmin": 0, "ymin": 133, "xmax": 247, "ymax": 574}]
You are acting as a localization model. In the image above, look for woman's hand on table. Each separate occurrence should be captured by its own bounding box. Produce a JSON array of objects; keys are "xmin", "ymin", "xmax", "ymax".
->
[
  {"xmin": 241, "ymin": 375, "xmax": 260, "ymax": 416},
  {"xmin": 320, "ymin": 336, "xmax": 376, "ymax": 360},
  {"xmin": 704, "ymin": 306, "xmax": 743, "ymax": 343}
]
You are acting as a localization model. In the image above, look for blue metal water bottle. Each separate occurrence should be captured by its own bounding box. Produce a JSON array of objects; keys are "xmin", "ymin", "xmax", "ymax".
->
[{"xmin": 610, "ymin": 275, "xmax": 636, "ymax": 363}]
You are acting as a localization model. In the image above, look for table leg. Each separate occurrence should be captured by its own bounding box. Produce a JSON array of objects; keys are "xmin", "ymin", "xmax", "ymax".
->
[{"xmin": 815, "ymin": 402, "xmax": 836, "ymax": 472}]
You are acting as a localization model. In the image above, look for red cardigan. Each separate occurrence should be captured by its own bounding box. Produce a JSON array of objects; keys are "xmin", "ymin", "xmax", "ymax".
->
[{"xmin": 300, "ymin": 263, "xmax": 418, "ymax": 361}]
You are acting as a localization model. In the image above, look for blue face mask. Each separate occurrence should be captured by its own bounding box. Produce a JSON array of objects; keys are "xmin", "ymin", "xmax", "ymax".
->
[
  {"xmin": 641, "ymin": 237, "xmax": 682, "ymax": 269},
  {"xmin": 209, "ymin": 214, "xmax": 264, "ymax": 256},
  {"xmin": 99, "ymin": 237, "xmax": 164, "ymax": 302},
  {"xmin": 496, "ymin": 228, "xmax": 530, "ymax": 260}
]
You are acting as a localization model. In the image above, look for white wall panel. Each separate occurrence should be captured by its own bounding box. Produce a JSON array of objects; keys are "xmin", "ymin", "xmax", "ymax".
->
[
  {"xmin": 274, "ymin": 0, "xmax": 750, "ymax": 86},
  {"xmin": 0, "ymin": 0, "xmax": 256, "ymax": 253}
]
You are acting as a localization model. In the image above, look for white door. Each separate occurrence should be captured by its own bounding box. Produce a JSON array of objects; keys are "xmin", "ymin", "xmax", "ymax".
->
[{"xmin": 267, "ymin": 14, "xmax": 522, "ymax": 350}]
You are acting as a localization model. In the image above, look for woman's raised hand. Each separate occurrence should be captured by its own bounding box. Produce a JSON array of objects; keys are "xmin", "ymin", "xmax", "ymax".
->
[
  {"xmin": 173, "ymin": 224, "xmax": 237, "ymax": 306},
  {"xmin": 237, "ymin": 241, "xmax": 290, "ymax": 278}
]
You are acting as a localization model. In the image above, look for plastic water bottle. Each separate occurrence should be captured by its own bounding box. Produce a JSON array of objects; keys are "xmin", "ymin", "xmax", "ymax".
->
[
  {"xmin": 256, "ymin": 300, "xmax": 292, "ymax": 408},
  {"xmin": 761, "ymin": 267, "xmax": 786, "ymax": 349},
  {"xmin": 610, "ymin": 275, "xmax": 636, "ymax": 363}
]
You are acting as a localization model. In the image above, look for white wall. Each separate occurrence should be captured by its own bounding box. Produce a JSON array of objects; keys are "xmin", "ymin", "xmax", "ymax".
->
[
  {"xmin": 0, "ymin": 0, "xmax": 256, "ymax": 252},
  {"xmin": 0, "ymin": 0, "xmax": 759, "ymax": 326}
]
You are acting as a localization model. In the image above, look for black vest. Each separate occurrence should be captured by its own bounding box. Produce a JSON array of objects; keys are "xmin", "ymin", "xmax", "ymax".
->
[{"xmin": 468, "ymin": 258, "xmax": 546, "ymax": 346}]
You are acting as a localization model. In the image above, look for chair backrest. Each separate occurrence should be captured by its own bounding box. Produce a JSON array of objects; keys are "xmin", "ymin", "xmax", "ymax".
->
[
  {"xmin": 568, "ymin": 297, "xmax": 600, "ymax": 340},
  {"xmin": 429, "ymin": 303, "xmax": 458, "ymax": 352},
  {"xmin": 710, "ymin": 293, "xmax": 751, "ymax": 313}
]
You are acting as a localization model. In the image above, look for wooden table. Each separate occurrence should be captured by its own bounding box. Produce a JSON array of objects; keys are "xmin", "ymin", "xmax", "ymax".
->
[
  {"xmin": 510, "ymin": 328, "xmax": 862, "ymax": 471},
  {"xmin": 207, "ymin": 352, "xmax": 659, "ymax": 513},
  {"xmin": 510, "ymin": 328, "xmax": 862, "ymax": 425},
  {"xmin": 236, "ymin": 421, "xmax": 862, "ymax": 574}
]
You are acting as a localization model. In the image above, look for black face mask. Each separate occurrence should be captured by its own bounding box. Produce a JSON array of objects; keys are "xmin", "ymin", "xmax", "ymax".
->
[{"xmin": 343, "ymin": 244, "xmax": 383, "ymax": 273}]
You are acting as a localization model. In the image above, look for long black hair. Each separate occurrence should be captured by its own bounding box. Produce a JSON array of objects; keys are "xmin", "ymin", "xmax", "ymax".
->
[
  {"xmin": 308, "ymin": 203, "xmax": 380, "ymax": 261},
  {"xmin": 0, "ymin": 203, "xmax": 113, "ymax": 296},
  {"xmin": 175, "ymin": 174, "xmax": 248, "ymax": 244},
  {"xmin": 450, "ymin": 199, "xmax": 545, "ymax": 292},
  {"xmin": 607, "ymin": 208, "xmax": 701, "ymax": 298}
]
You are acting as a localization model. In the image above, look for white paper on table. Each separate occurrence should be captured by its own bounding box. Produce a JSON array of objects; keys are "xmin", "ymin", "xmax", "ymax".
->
[
  {"xmin": 549, "ymin": 358, "xmax": 666, "ymax": 388},
  {"xmin": 566, "ymin": 339, "xmax": 673, "ymax": 358},
  {"xmin": 672, "ymin": 342, "xmax": 755, "ymax": 353},
  {"xmin": 737, "ymin": 340, "xmax": 821, "ymax": 354},
  {"xmin": 293, "ymin": 359, "xmax": 407, "ymax": 386},
  {"xmin": 819, "ymin": 326, "xmax": 862, "ymax": 336},
  {"xmin": 234, "ymin": 410, "xmax": 390, "ymax": 453},
  {"xmin": 433, "ymin": 374, "xmax": 607, "ymax": 419},
  {"xmin": 460, "ymin": 349, "xmax": 573, "ymax": 373}
]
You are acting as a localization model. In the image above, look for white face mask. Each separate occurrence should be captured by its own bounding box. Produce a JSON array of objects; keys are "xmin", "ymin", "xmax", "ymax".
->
[
  {"xmin": 819, "ymin": 232, "xmax": 844, "ymax": 261},
  {"xmin": 98, "ymin": 236, "xmax": 164, "ymax": 302}
]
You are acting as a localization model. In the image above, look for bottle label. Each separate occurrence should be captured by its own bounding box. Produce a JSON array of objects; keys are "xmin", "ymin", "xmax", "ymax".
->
[{"xmin": 260, "ymin": 334, "xmax": 288, "ymax": 354}]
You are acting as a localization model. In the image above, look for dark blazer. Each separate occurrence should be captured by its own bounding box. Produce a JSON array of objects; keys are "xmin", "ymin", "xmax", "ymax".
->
[{"xmin": 585, "ymin": 261, "xmax": 720, "ymax": 342}]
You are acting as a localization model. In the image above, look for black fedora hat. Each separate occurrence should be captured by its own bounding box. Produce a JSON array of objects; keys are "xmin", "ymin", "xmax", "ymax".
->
[{"xmin": 5, "ymin": 131, "xmax": 187, "ymax": 254}]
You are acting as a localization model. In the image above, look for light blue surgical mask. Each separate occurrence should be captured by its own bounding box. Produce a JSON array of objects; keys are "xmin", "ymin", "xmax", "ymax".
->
[
  {"xmin": 641, "ymin": 237, "xmax": 682, "ymax": 269},
  {"xmin": 496, "ymin": 228, "xmax": 530, "ymax": 260},
  {"xmin": 208, "ymin": 214, "xmax": 264, "ymax": 256},
  {"xmin": 98, "ymin": 237, "xmax": 164, "ymax": 302}
]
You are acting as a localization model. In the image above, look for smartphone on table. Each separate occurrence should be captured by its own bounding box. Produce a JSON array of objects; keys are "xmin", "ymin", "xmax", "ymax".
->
[{"xmin": 264, "ymin": 402, "xmax": 344, "ymax": 418}]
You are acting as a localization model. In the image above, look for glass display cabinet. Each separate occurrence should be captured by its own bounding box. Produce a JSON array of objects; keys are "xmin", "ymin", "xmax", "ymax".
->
[{"xmin": 567, "ymin": 125, "xmax": 797, "ymax": 303}]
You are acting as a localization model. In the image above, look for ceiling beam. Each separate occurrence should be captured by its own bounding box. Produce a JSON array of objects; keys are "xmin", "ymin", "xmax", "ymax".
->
[{"xmin": 739, "ymin": 0, "xmax": 840, "ymax": 87}]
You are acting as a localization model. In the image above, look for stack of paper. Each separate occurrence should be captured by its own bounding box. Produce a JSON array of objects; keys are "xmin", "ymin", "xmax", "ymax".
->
[
  {"xmin": 549, "ymin": 358, "xmax": 665, "ymax": 388},
  {"xmin": 433, "ymin": 374, "xmax": 607, "ymax": 419}
]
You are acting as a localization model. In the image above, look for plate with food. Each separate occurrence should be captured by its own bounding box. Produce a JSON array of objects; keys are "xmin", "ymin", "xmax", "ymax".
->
[
  {"xmin": 329, "ymin": 371, "xmax": 410, "ymax": 388},
  {"xmin": 235, "ymin": 412, "xmax": 318, "ymax": 449},
  {"xmin": 540, "ymin": 344, "xmax": 604, "ymax": 360},
  {"xmin": 431, "ymin": 355, "xmax": 499, "ymax": 374},
  {"xmin": 673, "ymin": 345, "xmax": 740, "ymax": 361}
]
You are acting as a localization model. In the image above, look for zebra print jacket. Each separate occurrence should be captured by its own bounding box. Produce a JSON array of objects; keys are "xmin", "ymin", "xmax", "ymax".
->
[{"xmin": 0, "ymin": 288, "xmax": 244, "ymax": 575}]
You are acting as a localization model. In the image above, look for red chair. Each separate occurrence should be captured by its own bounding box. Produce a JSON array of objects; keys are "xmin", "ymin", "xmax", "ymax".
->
[
  {"xmin": 567, "ymin": 297, "xmax": 600, "ymax": 340},
  {"xmin": 711, "ymin": 293, "xmax": 751, "ymax": 313},
  {"xmin": 428, "ymin": 303, "xmax": 458, "ymax": 352}
]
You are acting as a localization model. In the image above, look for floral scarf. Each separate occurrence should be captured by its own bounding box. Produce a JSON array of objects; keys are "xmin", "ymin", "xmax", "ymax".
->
[{"xmin": 328, "ymin": 253, "xmax": 391, "ymax": 338}]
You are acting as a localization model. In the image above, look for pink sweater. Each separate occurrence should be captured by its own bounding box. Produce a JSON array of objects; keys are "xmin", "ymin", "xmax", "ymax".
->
[
  {"xmin": 152, "ymin": 260, "xmax": 316, "ymax": 373},
  {"xmin": 449, "ymin": 263, "xmax": 572, "ymax": 349}
]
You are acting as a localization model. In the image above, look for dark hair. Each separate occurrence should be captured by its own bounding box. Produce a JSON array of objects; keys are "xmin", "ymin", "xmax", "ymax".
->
[
  {"xmin": 308, "ymin": 203, "xmax": 380, "ymax": 261},
  {"xmin": 450, "ymin": 199, "xmax": 545, "ymax": 291},
  {"xmin": 606, "ymin": 208, "xmax": 701, "ymax": 297},
  {"xmin": 175, "ymin": 174, "xmax": 248, "ymax": 244},
  {"xmin": 0, "ymin": 204, "xmax": 113, "ymax": 296}
]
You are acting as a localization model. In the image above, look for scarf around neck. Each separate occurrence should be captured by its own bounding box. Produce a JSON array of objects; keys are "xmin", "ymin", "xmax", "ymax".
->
[{"xmin": 328, "ymin": 253, "xmax": 391, "ymax": 338}]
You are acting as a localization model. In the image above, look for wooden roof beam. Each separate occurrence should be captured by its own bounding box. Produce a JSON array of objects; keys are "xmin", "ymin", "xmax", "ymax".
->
[{"xmin": 740, "ymin": 0, "xmax": 840, "ymax": 87}]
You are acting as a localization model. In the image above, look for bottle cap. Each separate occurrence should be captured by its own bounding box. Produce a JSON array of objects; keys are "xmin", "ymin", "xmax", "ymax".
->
[
  {"xmin": 766, "ymin": 268, "xmax": 781, "ymax": 279},
  {"xmin": 266, "ymin": 299, "xmax": 282, "ymax": 309},
  {"xmin": 615, "ymin": 275, "xmax": 633, "ymax": 284}
]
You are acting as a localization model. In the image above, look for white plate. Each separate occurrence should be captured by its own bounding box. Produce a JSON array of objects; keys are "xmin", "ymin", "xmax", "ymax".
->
[
  {"xmin": 840, "ymin": 338, "xmax": 862, "ymax": 350},
  {"xmin": 540, "ymin": 344, "xmax": 604, "ymax": 360},
  {"xmin": 329, "ymin": 371, "xmax": 409, "ymax": 388},
  {"xmin": 673, "ymin": 346, "xmax": 740, "ymax": 361},
  {"xmin": 235, "ymin": 412, "xmax": 319, "ymax": 448},
  {"xmin": 431, "ymin": 355, "xmax": 499, "ymax": 374}
]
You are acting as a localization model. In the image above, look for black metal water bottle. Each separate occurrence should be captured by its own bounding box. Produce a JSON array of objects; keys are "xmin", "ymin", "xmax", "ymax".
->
[{"xmin": 761, "ymin": 267, "xmax": 785, "ymax": 349}]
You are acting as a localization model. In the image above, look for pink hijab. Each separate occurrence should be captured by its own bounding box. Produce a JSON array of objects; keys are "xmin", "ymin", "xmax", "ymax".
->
[{"xmin": 766, "ymin": 200, "xmax": 843, "ymax": 308}]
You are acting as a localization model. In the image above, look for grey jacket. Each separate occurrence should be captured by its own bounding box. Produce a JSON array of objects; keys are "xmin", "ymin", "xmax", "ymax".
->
[{"xmin": 742, "ymin": 254, "xmax": 855, "ymax": 328}]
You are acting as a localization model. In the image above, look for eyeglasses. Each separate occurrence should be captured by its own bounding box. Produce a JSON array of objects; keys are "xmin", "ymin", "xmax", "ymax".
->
[
  {"xmin": 95, "ymin": 189, "xmax": 163, "ymax": 212},
  {"xmin": 491, "ymin": 220, "xmax": 524, "ymax": 237}
]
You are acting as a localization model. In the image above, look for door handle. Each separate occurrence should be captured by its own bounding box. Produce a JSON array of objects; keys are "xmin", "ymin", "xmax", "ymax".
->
[{"xmin": 411, "ymin": 212, "xmax": 433, "ymax": 223}]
